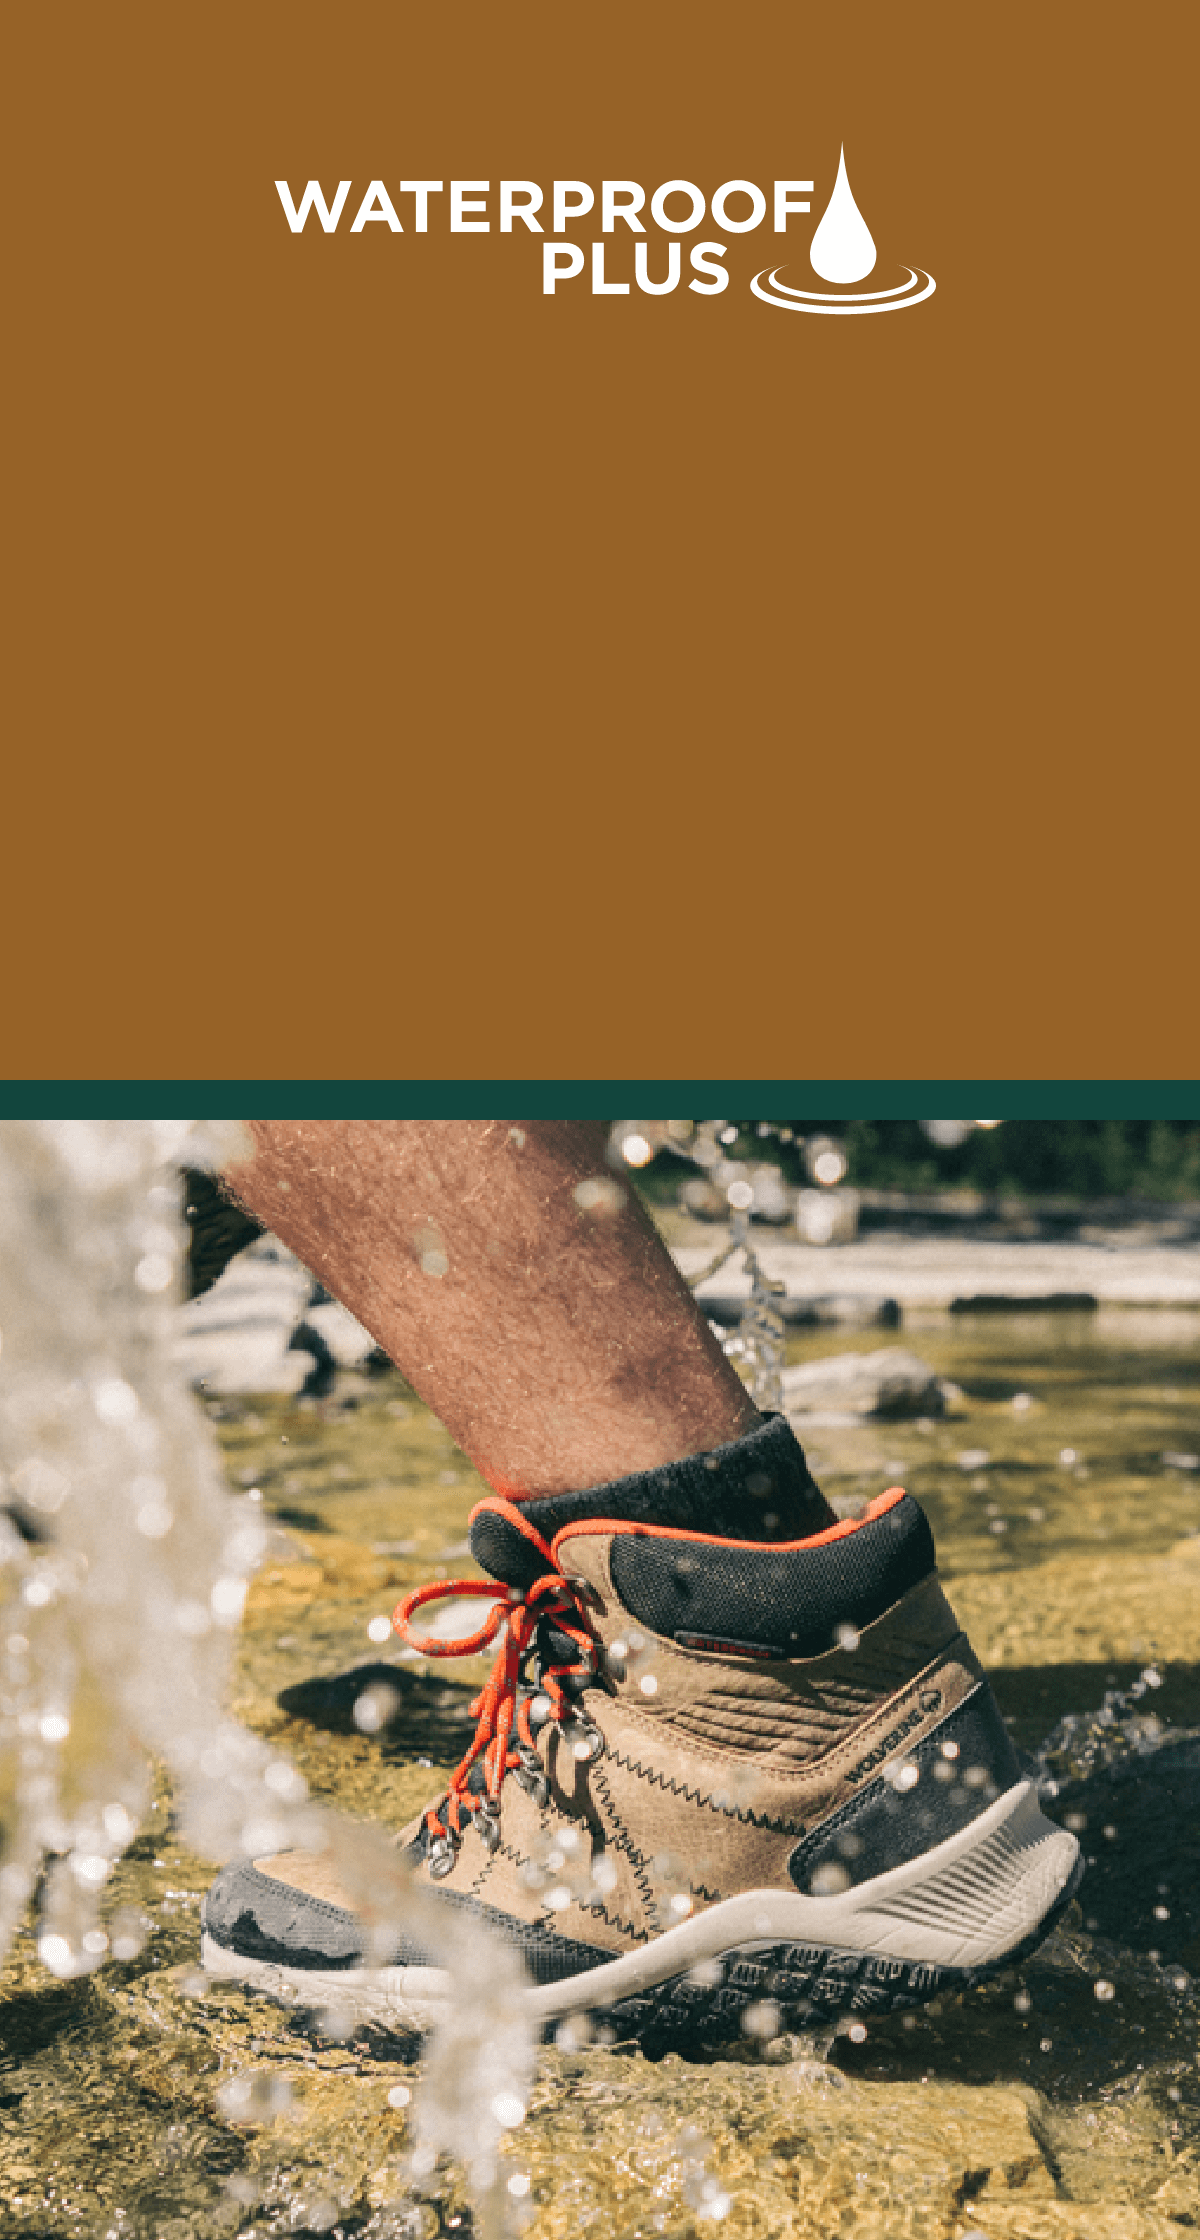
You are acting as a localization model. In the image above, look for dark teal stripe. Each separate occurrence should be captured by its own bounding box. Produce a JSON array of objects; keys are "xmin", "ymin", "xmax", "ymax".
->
[{"xmin": 0, "ymin": 1083, "xmax": 1197, "ymax": 1119}]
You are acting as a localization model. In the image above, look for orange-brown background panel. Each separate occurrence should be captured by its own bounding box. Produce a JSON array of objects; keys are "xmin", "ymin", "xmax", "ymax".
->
[{"xmin": 5, "ymin": 4, "xmax": 1194, "ymax": 1080}]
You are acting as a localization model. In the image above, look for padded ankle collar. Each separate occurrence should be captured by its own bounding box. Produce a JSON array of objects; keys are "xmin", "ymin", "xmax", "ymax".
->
[
  {"xmin": 596, "ymin": 1490, "xmax": 937, "ymax": 1656},
  {"xmin": 469, "ymin": 1414, "xmax": 835, "ymax": 1589}
]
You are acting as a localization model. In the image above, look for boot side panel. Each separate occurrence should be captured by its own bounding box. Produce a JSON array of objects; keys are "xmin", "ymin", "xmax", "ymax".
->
[{"xmin": 786, "ymin": 1680, "xmax": 1023, "ymax": 1892}]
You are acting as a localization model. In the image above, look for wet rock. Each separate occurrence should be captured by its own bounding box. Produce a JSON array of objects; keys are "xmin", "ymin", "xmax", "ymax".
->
[
  {"xmin": 176, "ymin": 1238, "xmax": 312, "ymax": 1396},
  {"xmin": 949, "ymin": 1551, "xmax": 1200, "ymax": 1671},
  {"xmin": 699, "ymin": 1292, "xmax": 901, "ymax": 1329},
  {"xmin": 305, "ymin": 1299, "xmax": 379, "ymax": 1369},
  {"xmin": 177, "ymin": 1240, "xmax": 377, "ymax": 1399},
  {"xmin": 969, "ymin": 2205, "xmax": 1184, "ymax": 2236},
  {"xmin": 517, "ymin": 2059, "xmax": 1059, "ymax": 2240},
  {"xmin": 781, "ymin": 1348, "xmax": 946, "ymax": 1422}
]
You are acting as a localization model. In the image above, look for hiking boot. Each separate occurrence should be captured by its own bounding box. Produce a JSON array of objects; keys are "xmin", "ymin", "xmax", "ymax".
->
[{"xmin": 201, "ymin": 1414, "xmax": 1082, "ymax": 2048}]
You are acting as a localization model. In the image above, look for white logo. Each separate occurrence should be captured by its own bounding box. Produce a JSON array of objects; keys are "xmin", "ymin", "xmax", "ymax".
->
[{"xmin": 751, "ymin": 148, "xmax": 935, "ymax": 316}]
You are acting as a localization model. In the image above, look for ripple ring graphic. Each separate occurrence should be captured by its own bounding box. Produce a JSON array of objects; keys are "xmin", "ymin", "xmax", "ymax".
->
[{"xmin": 751, "ymin": 265, "xmax": 936, "ymax": 315}]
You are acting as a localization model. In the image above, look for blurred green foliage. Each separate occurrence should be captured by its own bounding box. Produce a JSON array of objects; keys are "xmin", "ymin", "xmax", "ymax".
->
[
  {"xmin": 836, "ymin": 1119, "xmax": 1200, "ymax": 1199},
  {"xmin": 648, "ymin": 1121, "xmax": 1200, "ymax": 1203}
]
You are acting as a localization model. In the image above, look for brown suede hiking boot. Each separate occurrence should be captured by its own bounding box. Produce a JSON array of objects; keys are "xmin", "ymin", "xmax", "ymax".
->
[{"xmin": 202, "ymin": 1416, "xmax": 1081, "ymax": 2049}]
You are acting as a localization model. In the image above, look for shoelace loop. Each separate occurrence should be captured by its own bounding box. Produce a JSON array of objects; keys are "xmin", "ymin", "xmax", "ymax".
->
[{"xmin": 392, "ymin": 1566, "xmax": 599, "ymax": 1875}]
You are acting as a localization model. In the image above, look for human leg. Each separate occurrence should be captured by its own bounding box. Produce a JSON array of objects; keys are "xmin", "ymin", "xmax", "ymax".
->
[
  {"xmin": 204, "ymin": 1120, "xmax": 1082, "ymax": 2048},
  {"xmin": 222, "ymin": 1120, "xmax": 757, "ymax": 1496}
]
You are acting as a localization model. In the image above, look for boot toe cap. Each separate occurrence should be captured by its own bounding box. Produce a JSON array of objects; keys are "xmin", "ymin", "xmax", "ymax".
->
[{"xmin": 202, "ymin": 1857, "xmax": 366, "ymax": 1970}]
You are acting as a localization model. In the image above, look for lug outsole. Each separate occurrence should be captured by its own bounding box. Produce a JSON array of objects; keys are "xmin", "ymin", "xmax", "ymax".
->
[
  {"xmin": 597, "ymin": 1850, "xmax": 1086, "ymax": 2052},
  {"xmin": 202, "ymin": 1850, "xmax": 1085, "ymax": 2057}
]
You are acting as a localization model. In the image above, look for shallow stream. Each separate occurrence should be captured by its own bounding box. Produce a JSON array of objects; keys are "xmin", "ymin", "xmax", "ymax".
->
[{"xmin": 2, "ymin": 1308, "xmax": 1199, "ymax": 2237}]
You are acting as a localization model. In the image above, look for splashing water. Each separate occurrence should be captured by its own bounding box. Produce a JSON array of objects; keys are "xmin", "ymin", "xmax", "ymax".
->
[
  {"xmin": 729, "ymin": 1212, "xmax": 786, "ymax": 1413},
  {"xmin": 0, "ymin": 1119, "xmax": 280, "ymax": 1967},
  {"xmin": 691, "ymin": 1208, "xmax": 786, "ymax": 1413},
  {"xmin": 809, "ymin": 147, "xmax": 877, "ymax": 284},
  {"xmin": 0, "ymin": 1121, "xmax": 534, "ymax": 2230},
  {"xmin": 1034, "ymin": 1663, "xmax": 1172, "ymax": 1790}
]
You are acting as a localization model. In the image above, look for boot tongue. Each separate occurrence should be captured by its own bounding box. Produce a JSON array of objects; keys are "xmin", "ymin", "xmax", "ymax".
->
[{"xmin": 468, "ymin": 1414, "xmax": 836, "ymax": 1591}]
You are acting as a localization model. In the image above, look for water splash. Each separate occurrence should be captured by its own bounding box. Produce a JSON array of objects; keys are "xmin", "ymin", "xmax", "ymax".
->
[
  {"xmin": 809, "ymin": 147, "xmax": 876, "ymax": 284},
  {"xmin": 0, "ymin": 1120, "xmax": 534, "ymax": 2234},
  {"xmin": 729, "ymin": 1211, "xmax": 786, "ymax": 1413},
  {"xmin": 0, "ymin": 1118, "xmax": 284, "ymax": 1968},
  {"xmin": 687, "ymin": 1207, "xmax": 786, "ymax": 1413},
  {"xmin": 1033, "ymin": 1663, "xmax": 1171, "ymax": 1789}
]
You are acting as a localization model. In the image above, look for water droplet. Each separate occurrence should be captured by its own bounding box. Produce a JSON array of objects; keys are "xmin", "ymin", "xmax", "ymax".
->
[
  {"xmin": 574, "ymin": 1174, "xmax": 626, "ymax": 1215},
  {"xmin": 108, "ymin": 1906, "xmax": 149, "ymax": 1960},
  {"xmin": 741, "ymin": 1997, "xmax": 782, "ymax": 2039},
  {"xmin": 354, "ymin": 1681, "xmax": 400, "ymax": 1734},
  {"xmin": 210, "ymin": 1575, "xmax": 246, "ymax": 1622},
  {"xmin": 810, "ymin": 1860, "xmax": 851, "ymax": 1895},
  {"xmin": 71, "ymin": 1850, "xmax": 110, "ymax": 1887},
  {"xmin": 38, "ymin": 1932, "xmax": 78, "ymax": 1976},
  {"xmin": 809, "ymin": 148, "xmax": 876, "ymax": 284}
]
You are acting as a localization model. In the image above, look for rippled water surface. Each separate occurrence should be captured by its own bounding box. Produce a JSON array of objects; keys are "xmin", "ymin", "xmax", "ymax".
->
[{"xmin": 2, "ymin": 1309, "xmax": 1199, "ymax": 2236}]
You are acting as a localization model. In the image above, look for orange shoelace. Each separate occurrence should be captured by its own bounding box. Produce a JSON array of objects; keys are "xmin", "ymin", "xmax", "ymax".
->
[{"xmin": 392, "ymin": 1558, "xmax": 598, "ymax": 1876}]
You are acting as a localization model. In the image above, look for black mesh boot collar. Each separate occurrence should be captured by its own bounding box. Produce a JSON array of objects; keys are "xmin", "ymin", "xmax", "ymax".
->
[{"xmin": 468, "ymin": 1414, "xmax": 837, "ymax": 1589}]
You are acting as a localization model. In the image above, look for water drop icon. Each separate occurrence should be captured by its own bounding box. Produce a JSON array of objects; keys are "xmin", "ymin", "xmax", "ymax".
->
[
  {"xmin": 809, "ymin": 147, "xmax": 876, "ymax": 284},
  {"xmin": 750, "ymin": 144, "xmax": 934, "ymax": 315}
]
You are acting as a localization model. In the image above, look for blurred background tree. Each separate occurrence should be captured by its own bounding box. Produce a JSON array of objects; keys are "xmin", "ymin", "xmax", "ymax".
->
[{"xmin": 625, "ymin": 1121, "xmax": 1200, "ymax": 1205}]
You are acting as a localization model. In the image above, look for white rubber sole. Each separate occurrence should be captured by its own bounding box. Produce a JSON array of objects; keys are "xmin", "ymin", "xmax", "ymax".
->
[{"xmin": 200, "ymin": 1781, "xmax": 1080, "ymax": 2034}]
